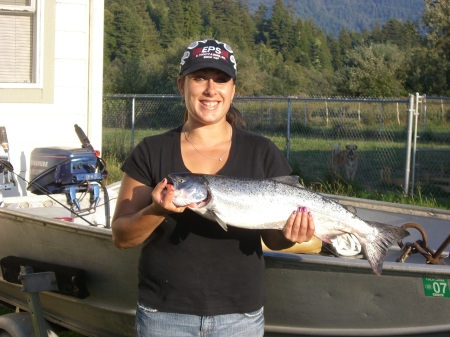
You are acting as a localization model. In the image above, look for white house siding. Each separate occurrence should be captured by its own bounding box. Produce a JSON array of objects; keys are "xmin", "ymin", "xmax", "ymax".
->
[{"xmin": 0, "ymin": 0, "xmax": 104, "ymax": 196}]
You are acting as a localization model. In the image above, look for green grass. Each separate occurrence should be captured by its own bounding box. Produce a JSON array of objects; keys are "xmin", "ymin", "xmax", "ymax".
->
[
  {"xmin": 101, "ymin": 126, "xmax": 450, "ymax": 210},
  {"xmin": 0, "ymin": 302, "xmax": 13, "ymax": 315}
]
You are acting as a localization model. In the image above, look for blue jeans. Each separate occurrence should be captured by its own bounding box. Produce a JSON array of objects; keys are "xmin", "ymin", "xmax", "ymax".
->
[{"xmin": 136, "ymin": 302, "xmax": 265, "ymax": 337}]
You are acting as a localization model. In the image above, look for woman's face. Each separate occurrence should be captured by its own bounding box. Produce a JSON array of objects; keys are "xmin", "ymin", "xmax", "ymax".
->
[{"xmin": 178, "ymin": 68, "xmax": 235, "ymax": 126}]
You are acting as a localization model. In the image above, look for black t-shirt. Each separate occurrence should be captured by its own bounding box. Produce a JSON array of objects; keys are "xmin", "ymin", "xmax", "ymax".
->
[{"xmin": 121, "ymin": 125, "xmax": 292, "ymax": 316}]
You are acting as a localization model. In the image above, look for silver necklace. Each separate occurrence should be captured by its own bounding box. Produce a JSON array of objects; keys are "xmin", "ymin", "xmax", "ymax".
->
[{"xmin": 183, "ymin": 125, "xmax": 232, "ymax": 161}]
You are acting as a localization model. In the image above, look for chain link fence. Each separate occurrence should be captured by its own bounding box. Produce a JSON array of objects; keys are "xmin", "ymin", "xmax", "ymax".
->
[{"xmin": 102, "ymin": 94, "xmax": 450, "ymax": 206}]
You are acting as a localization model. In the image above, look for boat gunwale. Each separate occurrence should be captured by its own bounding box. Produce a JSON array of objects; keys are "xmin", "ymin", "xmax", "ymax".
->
[
  {"xmin": 0, "ymin": 207, "xmax": 112, "ymax": 239},
  {"xmin": 327, "ymin": 193, "xmax": 450, "ymax": 221},
  {"xmin": 264, "ymin": 250, "xmax": 450, "ymax": 277}
]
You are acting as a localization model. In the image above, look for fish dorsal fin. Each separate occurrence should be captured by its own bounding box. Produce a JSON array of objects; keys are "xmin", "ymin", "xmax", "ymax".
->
[
  {"xmin": 271, "ymin": 176, "xmax": 303, "ymax": 188},
  {"xmin": 208, "ymin": 210, "xmax": 229, "ymax": 231},
  {"xmin": 342, "ymin": 204, "xmax": 357, "ymax": 214}
]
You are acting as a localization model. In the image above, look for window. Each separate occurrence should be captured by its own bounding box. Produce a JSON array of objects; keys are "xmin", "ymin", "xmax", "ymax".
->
[
  {"xmin": 0, "ymin": 0, "xmax": 54, "ymax": 103},
  {"xmin": 0, "ymin": 0, "xmax": 39, "ymax": 85}
]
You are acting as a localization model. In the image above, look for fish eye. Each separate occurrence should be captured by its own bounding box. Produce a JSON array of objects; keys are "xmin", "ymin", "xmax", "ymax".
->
[{"xmin": 179, "ymin": 178, "xmax": 186, "ymax": 183}]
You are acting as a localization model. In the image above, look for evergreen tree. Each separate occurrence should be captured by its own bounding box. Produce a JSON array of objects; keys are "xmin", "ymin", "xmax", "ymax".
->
[
  {"xmin": 147, "ymin": 0, "xmax": 168, "ymax": 31},
  {"xmin": 338, "ymin": 28, "xmax": 352, "ymax": 56},
  {"xmin": 160, "ymin": 0, "xmax": 185, "ymax": 47},
  {"xmin": 381, "ymin": 19, "xmax": 404, "ymax": 46},
  {"xmin": 182, "ymin": 0, "xmax": 203, "ymax": 39},
  {"xmin": 104, "ymin": 7, "xmax": 117, "ymax": 65},
  {"xmin": 104, "ymin": 0, "xmax": 160, "ymax": 63},
  {"xmin": 297, "ymin": 19, "xmax": 312, "ymax": 67},
  {"xmin": 401, "ymin": 20, "xmax": 421, "ymax": 49},
  {"xmin": 107, "ymin": 3, "xmax": 146, "ymax": 62},
  {"xmin": 328, "ymin": 33, "xmax": 342, "ymax": 71},
  {"xmin": 253, "ymin": 3, "xmax": 269, "ymax": 45},
  {"xmin": 310, "ymin": 38, "xmax": 322, "ymax": 70},
  {"xmin": 371, "ymin": 22, "xmax": 383, "ymax": 43},
  {"xmin": 268, "ymin": 0, "xmax": 294, "ymax": 58},
  {"xmin": 317, "ymin": 33, "xmax": 333, "ymax": 72},
  {"xmin": 236, "ymin": 0, "xmax": 256, "ymax": 52}
]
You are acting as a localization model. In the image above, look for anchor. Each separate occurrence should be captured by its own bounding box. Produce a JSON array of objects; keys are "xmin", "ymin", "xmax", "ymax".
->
[{"xmin": 397, "ymin": 222, "xmax": 449, "ymax": 265}]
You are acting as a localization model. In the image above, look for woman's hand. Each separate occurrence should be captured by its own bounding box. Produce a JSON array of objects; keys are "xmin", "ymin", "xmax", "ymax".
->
[
  {"xmin": 150, "ymin": 178, "xmax": 186, "ymax": 215},
  {"xmin": 261, "ymin": 207, "xmax": 315, "ymax": 250},
  {"xmin": 282, "ymin": 207, "xmax": 315, "ymax": 244}
]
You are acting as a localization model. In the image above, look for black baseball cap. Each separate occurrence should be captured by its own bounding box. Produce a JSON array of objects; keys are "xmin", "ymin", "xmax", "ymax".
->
[{"xmin": 179, "ymin": 40, "xmax": 237, "ymax": 79}]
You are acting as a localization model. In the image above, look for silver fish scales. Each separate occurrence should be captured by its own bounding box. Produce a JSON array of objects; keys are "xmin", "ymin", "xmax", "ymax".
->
[{"xmin": 169, "ymin": 172, "xmax": 409, "ymax": 275}]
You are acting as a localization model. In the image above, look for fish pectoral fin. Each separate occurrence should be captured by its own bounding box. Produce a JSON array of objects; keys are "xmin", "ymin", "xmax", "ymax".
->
[
  {"xmin": 209, "ymin": 210, "xmax": 228, "ymax": 231},
  {"xmin": 315, "ymin": 234, "xmax": 333, "ymax": 244},
  {"xmin": 315, "ymin": 232, "xmax": 346, "ymax": 244},
  {"xmin": 271, "ymin": 176, "xmax": 303, "ymax": 187}
]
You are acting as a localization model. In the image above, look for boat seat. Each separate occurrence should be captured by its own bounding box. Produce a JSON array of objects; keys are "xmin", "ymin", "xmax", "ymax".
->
[{"xmin": 0, "ymin": 256, "xmax": 89, "ymax": 299}]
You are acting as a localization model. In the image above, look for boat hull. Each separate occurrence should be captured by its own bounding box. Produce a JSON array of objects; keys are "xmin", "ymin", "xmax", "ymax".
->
[
  {"xmin": 0, "ymin": 191, "xmax": 450, "ymax": 336},
  {"xmin": 0, "ymin": 206, "xmax": 139, "ymax": 337},
  {"xmin": 264, "ymin": 252, "xmax": 450, "ymax": 337}
]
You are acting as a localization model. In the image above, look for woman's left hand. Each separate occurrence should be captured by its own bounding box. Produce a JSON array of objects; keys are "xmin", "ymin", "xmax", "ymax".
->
[{"xmin": 282, "ymin": 207, "xmax": 315, "ymax": 243}]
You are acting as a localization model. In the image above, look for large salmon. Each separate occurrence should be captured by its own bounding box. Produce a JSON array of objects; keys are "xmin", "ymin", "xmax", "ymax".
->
[{"xmin": 169, "ymin": 172, "xmax": 409, "ymax": 275}]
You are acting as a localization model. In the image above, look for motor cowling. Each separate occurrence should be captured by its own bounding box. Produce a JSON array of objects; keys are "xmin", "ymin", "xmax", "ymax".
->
[
  {"xmin": 27, "ymin": 147, "xmax": 106, "ymax": 195},
  {"xmin": 27, "ymin": 146, "xmax": 108, "ymax": 213}
]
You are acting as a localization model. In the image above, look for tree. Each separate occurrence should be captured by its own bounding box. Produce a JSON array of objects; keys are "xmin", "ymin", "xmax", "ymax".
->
[
  {"xmin": 422, "ymin": 0, "xmax": 450, "ymax": 57},
  {"xmin": 422, "ymin": 0, "xmax": 450, "ymax": 93},
  {"xmin": 182, "ymin": 0, "xmax": 203, "ymax": 39},
  {"xmin": 338, "ymin": 28, "xmax": 352, "ymax": 56},
  {"xmin": 405, "ymin": 47, "xmax": 449, "ymax": 95},
  {"xmin": 268, "ymin": 0, "xmax": 294, "ymax": 58},
  {"xmin": 336, "ymin": 43, "xmax": 406, "ymax": 97},
  {"xmin": 253, "ymin": 3, "xmax": 269, "ymax": 45},
  {"xmin": 294, "ymin": 19, "xmax": 312, "ymax": 67},
  {"xmin": 160, "ymin": 0, "xmax": 185, "ymax": 47},
  {"xmin": 104, "ymin": 0, "xmax": 160, "ymax": 63},
  {"xmin": 371, "ymin": 22, "xmax": 383, "ymax": 43},
  {"xmin": 328, "ymin": 33, "xmax": 342, "ymax": 71},
  {"xmin": 381, "ymin": 19, "xmax": 404, "ymax": 46}
]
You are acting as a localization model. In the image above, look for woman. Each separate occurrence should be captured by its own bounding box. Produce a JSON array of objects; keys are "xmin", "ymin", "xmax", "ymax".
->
[{"xmin": 111, "ymin": 39, "xmax": 315, "ymax": 337}]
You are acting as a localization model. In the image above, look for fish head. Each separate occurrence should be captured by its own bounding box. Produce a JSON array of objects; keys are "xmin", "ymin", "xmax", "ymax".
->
[{"xmin": 169, "ymin": 172, "xmax": 209, "ymax": 207}]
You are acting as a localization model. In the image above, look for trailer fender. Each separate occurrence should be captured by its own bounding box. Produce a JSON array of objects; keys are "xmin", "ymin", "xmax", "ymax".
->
[{"xmin": 0, "ymin": 312, "xmax": 57, "ymax": 337}]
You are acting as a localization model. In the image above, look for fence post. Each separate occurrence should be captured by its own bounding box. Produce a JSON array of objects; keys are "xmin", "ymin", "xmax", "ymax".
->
[
  {"xmin": 286, "ymin": 99, "xmax": 292, "ymax": 162},
  {"xmin": 411, "ymin": 93, "xmax": 422, "ymax": 195},
  {"xmin": 131, "ymin": 96, "xmax": 136, "ymax": 150},
  {"xmin": 379, "ymin": 102, "xmax": 383, "ymax": 134},
  {"xmin": 304, "ymin": 102, "xmax": 307, "ymax": 127},
  {"xmin": 358, "ymin": 102, "xmax": 361, "ymax": 126},
  {"xmin": 404, "ymin": 94, "xmax": 415, "ymax": 197},
  {"xmin": 423, "ymin": 94, "xmax": 427, "ymax": 132}
]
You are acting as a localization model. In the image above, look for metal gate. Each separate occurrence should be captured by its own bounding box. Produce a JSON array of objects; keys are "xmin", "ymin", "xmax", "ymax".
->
[{"xmin": 407, "ymin": 93, "xmax": 450, "ymax": 197}]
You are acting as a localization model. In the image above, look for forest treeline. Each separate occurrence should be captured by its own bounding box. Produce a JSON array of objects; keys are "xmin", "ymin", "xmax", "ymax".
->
[
  {"xmin": 246, "ymin": 0, "xmax": 424, "ymax": 37},
  {"xmin": 103, "ymin": 0, "xmax": 450, "ymax": 97}
]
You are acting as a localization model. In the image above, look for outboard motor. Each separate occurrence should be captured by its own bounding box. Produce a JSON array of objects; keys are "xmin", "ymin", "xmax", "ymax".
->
[
  {"xmin": 0, "ymin": 126, "xmax": 16, "ymax": 207},
  {"xmin": 27, "ymin": 125, "xmax": 109, "ymax": 226}
]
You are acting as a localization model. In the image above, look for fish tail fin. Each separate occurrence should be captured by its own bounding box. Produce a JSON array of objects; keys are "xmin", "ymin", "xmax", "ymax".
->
[{"xmin": 360, "ymin": 222, "xmax": 409, "ymax": 276}]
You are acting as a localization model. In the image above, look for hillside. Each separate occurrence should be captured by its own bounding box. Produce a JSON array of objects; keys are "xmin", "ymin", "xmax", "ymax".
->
[{"xmin": 247, "ymin": 0, "xmax": 425, "ymax": 36}]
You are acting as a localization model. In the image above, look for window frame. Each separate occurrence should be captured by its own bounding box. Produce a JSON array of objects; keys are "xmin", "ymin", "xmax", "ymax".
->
[
  {"xmin": 0, "ymin": 0, "xmax": 40, "ymax": 87},
  {"xmin": 0, "ymin": 0, "xmax": 54, "ymax": 103}
]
